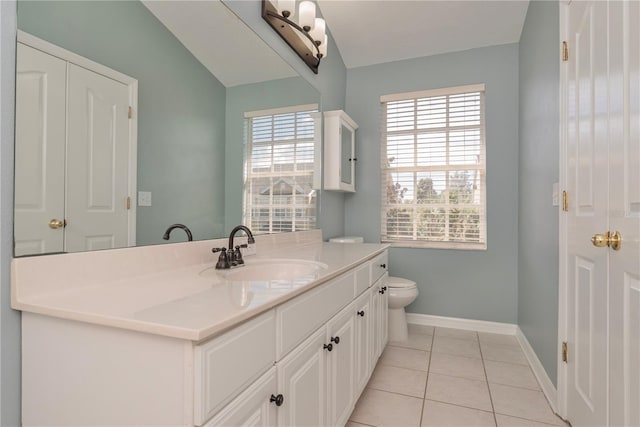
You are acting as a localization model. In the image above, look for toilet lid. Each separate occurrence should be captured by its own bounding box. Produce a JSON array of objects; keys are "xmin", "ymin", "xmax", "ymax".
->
[{"xmin": 387, "ymin": 276, "xmax": 416, "ymax": 289}]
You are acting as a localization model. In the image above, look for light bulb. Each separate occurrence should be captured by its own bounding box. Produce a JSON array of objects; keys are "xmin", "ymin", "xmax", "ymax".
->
[
  {"xmin": 319, "ymin": 34, "xmax": 328, "ymax": 58},
  {"xmin": 309, "ymin": 17, "xmax": 325, "ymax": 44},
  {"xmin": 299, "ymin": 1, "xmax": 316, "ymax": 32}
]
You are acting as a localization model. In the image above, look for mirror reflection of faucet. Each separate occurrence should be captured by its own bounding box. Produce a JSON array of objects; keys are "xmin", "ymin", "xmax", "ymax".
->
[
  {"xmin": 212, "ymin": 225, "xmax": 255, "ymax": 270},
  {"xmin": 162, "ymin": 224, "xmax": 193, "ymax": 241}
]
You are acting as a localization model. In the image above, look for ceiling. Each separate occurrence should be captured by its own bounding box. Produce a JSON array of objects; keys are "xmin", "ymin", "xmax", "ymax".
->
[
  {"xmin": 316, "ymin": 0, "xmax": 530, "ymax": 69},
  {"xmin": 142, "ymin": 0, "xmax": 297, "ymax": 87}
]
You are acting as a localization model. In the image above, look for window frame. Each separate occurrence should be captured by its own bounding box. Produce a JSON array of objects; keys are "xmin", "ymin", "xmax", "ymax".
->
[
  {"xmin": 380, "ymin": 84, "xmax": 487, "ymax": 250},
  {"xmin": 243, "ymin": 104, "xmax": 320, "ymax": 235}
]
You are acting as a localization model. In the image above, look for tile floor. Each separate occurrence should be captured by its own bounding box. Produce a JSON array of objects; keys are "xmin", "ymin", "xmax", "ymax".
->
[{"xmin": 348, "ymin": 325, "xmax": 567, "ymax": 427}]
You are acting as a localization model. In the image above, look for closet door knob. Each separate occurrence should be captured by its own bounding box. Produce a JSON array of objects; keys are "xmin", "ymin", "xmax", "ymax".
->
[
  {"xmin": 48, "ymin": 219, "xmax": 65, "ymax": 229},
  {"xmin": 324, "ymin": 343, "xmax": 333, "ymax": 352},
  {"xmin": 382, "ymin": 286, "xmax": 387, "ymax": 291},
  {"xmin": 331, "ymin": 336, "xmax": 340, "ymax": 344},
  {"xmin": 357, "ymin": 310, "xmax": 365, "ymax": 317},
  {"xmin": 379, "ymin": 289, "xmax": 385, "ymax": 294},
  {"xmin": 270, "ymin": 394, "xmax": 284, "ymax": 406},
  {"xmin": 380, "ymin": 263, "xmax": 386, "ymax": 269}
]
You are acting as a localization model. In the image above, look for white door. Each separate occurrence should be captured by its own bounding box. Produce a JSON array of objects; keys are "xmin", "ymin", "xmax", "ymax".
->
[
  {"xmin": 14, "ymin": 43, "xmax": 66, "ymax": 256},
  {"xmin": 564, "ymin": 1, "xmax": 640, "ymax": 425},
  {"xmin": 277, "ymin": 328, "xmax": 326, "ymax": 427},
  {"xmin": 326, "ymin": 304, "xmax": 355, "ymax": 426},
  {"xmin": 607, "ymin": 1, "xmax": 640, "ymax": 426},
  {"xmin": 65, "ymin": 63, "xmax": 131, "ymax": 252},
  {"xmin": 565, "ymin": 2, "xmax": 610, "ymax": 425}
]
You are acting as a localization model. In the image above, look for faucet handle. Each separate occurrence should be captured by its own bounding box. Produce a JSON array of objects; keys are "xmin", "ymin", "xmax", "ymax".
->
[
  {"xmin": 233, "ymin": 245, "xmax": 245, "ymax": 265},
  {"xmin": 213, "ymin": 247, "xmax": 230, "ymax": 270}
]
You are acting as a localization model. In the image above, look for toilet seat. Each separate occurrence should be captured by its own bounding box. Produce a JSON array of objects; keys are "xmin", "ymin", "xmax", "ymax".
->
[{"xmin": 387, "ymin": 276, "xmax": 416, "ymax": 289}]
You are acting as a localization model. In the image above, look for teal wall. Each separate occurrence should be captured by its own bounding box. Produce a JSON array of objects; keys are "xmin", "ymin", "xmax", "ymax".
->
[
  {"xmin": 344, "ymin": 44, "xmax": 520, "ymax": 323},
  {"xmin": 1, "ymin": 1, "xmax": 19, "ymax": 423},
  {"xmin": 518, "ymin": 0, "xmax": 560, "ymax": 385},
  {"xmin": 223, "ymin": 0, "xmax": 348, "ymax": 239},
  {"xmin": 18, "ymin": 1, "xmax": 227, "ymax": 245},
  {"xmin": 224, "ymin": 76, "xmax": 320, "ymax": 233}
]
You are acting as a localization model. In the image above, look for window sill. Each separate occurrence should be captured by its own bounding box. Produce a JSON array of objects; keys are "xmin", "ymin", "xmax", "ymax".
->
[{"xmin": 382, "ymin": 240, "xmax": 487, "ymax": 251}]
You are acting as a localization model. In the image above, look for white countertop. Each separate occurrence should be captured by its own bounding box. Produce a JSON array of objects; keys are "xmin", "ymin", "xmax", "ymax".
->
[{"xmin": 12, "ymin": 232, "xmax": 388, "ymax": 342}]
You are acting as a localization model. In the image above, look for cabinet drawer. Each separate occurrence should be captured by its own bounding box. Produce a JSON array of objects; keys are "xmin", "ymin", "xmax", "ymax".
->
[
  {"xmin": 277, "ymin": 272, "xmax": 354, "ymax": 359},
  {"xmin": 370, "ymin": 251, "xmax": 388, "ymax": 284},
  {"xmin": 354, "ymin": 262, "xmax": 370, "ymax": 297},
  {"xmin": 194, "ymin": 310, "xmax": 276, "ymax": 426}
]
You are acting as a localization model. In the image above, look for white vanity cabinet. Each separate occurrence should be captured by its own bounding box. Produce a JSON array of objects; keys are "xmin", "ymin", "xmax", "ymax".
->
[
  {"xmin": 323, "ymin": 110, "xmax": 358, "ymax": 192},
  {"xmin": 19, "ymin": 248, "xmax": 389, "ymax": 427}
]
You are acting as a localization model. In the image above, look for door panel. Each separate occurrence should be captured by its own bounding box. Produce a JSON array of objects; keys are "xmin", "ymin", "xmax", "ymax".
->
[
  {"xmin": 15, "ymin": 43, "xmax": 66, "ymax": 255},
  {"xmin": 66, "ymin": 63, "xmax": 131, "ymax": 252},
  {"xmin": 326, "ymin": 305, "xmax": 355, "ymax": 427},
  {"xmin": 607, "ymin": 1, "xmax": 640, "ymax": 425},
  {"xmin": 566, "ymin": 1, "xmax": 609, "ymax": 425}
]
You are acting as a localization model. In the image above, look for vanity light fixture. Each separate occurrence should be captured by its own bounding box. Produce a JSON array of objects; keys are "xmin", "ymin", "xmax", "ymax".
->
[{"xmin": 262, "ymin": 0, "xmax": 327, "ymax": 74}]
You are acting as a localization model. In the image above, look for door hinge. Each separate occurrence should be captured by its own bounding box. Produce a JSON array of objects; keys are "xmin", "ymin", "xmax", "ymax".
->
[
  {"xmin": 562, "ymin": 191, "xmax": 569, "ymax": 212},
  {"xmin": 562, "ymin": 41, "xmax": 569, "ymax": 61},
  {"xmin": 562, "ymin": 341, "xmax": 568, "ymax": 363},
  {"xmin": 128, "ymin": 106, "xmax": 133, "ymax": 119},
  {"xmin": 126, "ymin": 196, "xmax": 131, "ymax": 210}
]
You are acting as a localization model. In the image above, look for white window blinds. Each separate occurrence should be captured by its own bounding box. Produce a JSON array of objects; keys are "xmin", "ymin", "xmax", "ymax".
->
[
  {"xmin": 244, "ymin": 105, "xmax": 319, "ymax": 234},
  {"xmin": 381, "ymin": 84, "xmax": 487, "ymax": 249}
]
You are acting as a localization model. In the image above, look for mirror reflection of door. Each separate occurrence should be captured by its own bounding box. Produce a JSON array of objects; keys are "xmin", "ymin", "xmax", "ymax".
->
[{"xmin": 15, "ymin": 36, "xmax": 137, "ymax": 256}]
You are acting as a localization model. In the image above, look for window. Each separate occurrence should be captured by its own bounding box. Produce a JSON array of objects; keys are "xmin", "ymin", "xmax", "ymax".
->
[
  {"xmin": 244, "ymin": 104, "xmax": 319, "ymax": 234},
  {"xmin": 381, "ymin": 84, "xmax": 486, "ymax": 249}
]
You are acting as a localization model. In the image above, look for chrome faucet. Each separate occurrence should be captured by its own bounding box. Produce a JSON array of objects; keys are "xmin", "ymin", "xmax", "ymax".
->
[
  {"xmin": 212, "ymin": 225, "xmax": 255, "ymax": 269},
  {"xmin": 162, "ymin": 224, "xmax": 193, "ymax": 241}
]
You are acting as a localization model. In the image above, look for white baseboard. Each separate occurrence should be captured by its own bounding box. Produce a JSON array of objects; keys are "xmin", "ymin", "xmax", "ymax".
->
[
  {"xmin": 516, "ymin": 327, "xmax": 558, "ymax": 414},
  {"xmin": 406, "ymin": 313, "xmax": 518, "ymax": 335}
]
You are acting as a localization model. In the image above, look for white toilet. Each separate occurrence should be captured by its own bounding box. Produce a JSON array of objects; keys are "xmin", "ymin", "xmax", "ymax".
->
[
  {"xmin": 386, "ymin": 276, "xmax": 418, "ymax": 342},
  {"xmin": 328, "ymin": 236, "xmax": 419, "ymax": 342}
]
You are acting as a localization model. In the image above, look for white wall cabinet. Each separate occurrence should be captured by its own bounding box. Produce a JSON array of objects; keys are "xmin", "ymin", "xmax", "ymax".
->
[
  {"xmin": 323, "ymin": 110, "xmax": 359, "ymax": 192},
  {"xmin": 21, "ymin": 249, "xmax": 388, "ymax": 426}
]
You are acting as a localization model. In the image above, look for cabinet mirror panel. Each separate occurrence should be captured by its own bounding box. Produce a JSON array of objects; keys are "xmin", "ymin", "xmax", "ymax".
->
[
  {"xmin": 13, "ymin": 0, "xmax": 321, "ymax": 257},
  {"xmin": 340, "ymin": 123, "xmax": 353, "ymax": 186}
]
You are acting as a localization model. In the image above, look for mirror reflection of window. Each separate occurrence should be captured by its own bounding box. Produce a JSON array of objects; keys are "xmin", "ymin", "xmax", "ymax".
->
[{"xmin": 243, "ymin": 105, "xmax": 320, "ymax": 234}]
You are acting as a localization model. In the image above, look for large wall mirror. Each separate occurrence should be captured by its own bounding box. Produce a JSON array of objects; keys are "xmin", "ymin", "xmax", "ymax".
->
[{"xmin": 14, "ymin": 0, "xmax": 321, "ymax": 257}]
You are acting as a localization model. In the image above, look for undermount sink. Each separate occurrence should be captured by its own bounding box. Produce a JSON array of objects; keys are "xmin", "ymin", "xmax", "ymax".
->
[{"xmin": 199, "ymin": 258, "xmax": 328, "ymax": 282}]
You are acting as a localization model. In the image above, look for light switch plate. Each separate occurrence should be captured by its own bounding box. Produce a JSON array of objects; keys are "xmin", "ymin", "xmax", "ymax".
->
[{"xmin": 138, "ymin": 191, "xmax": 152, "ymax": 207}]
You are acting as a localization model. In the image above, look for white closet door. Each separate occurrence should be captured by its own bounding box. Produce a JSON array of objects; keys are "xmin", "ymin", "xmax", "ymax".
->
[
  {"xmin": 15, "ymin": 43, "xmax": 66, "ymax": 256},
  {"xmin": 608, "ymin": 1, "xmax": 640, "ymax": 426},
  {"xmin": 65, "ymin": 63, "xmax": 131, "ymax": 252},
  {"xmin": 565, "ymin": 1, "xmax": 609, "ymax": 425}
]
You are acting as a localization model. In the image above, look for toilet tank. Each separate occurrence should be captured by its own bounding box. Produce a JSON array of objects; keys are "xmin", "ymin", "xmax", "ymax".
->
[{"xmin": 328, "ymin": 236, "xmax": 364, "ymax": 243}]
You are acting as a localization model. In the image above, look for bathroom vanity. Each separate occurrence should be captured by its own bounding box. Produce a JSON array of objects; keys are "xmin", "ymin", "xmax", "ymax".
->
[{"xmin": 12, "ymin": 230, "xmax": 389, "ymax": 426}]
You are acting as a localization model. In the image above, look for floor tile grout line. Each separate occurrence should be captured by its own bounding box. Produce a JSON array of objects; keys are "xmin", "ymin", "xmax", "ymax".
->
[
  {"xmin": 493, "ymin": 410, "xmax": 567, "ymax": 427},
  {"xmin": 423, "ymin": 397, "xmax": 497, "ymax": 415},
  {"xmin": 478, "ymin": 330, "xmax": 499, "ymax": 427},
  {"xmin": 419, "ymin": 331, "xmax": 436, "ymax": 427},
  {"xmin": 365, "ymin": 384, "xmax": 425, "ymax": 400}
]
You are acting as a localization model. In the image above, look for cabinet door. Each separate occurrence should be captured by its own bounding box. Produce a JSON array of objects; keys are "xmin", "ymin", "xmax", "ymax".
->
[
  {"xmin": 354, "ymin": 291, "xmax": 371, "ymax": 395},
  {"xmin": 381, "ymin": 273, "xmax": 389, "ymax": 348},
  {"xmin": 370, "ymin": 281, "xmax": 381, "ymax": 365},
  {"xmin": 326, "ymin": 303, "xmax": 356, "ymax": 426},
  {"xmin": 205, "ymin": 368, "xmax": 278, "ymax": 427},
  {"xmin": 277, "ymin": 328, "xmax": 327, "ymax": 427}
]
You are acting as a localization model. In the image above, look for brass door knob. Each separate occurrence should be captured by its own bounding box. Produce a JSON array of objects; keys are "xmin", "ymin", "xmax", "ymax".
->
[
  {"xmin": 609, "ymin": 231, "xmax": 622, "ymax": 251},
  {"xmin": 591, "ymin": 231, "xmax": 622, "ymax": 250},
  {"xmin": 48, "ymin": 219, "xmax": 65, "ymax": 229},
  {"xmin": 591, "ymin": 233, "xmax": 608, "ymax": 247}
]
